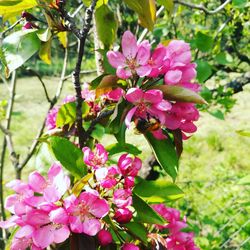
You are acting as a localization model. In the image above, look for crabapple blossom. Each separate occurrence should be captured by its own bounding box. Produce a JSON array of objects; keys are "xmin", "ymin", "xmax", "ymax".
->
[
  {"xmin": 97, "ymin": 229, "xmax": 113, "ymax": 246},
  {"xmin": 83, "ymin": 143, "xmax": 108, "ymax": 169},
  {"xmin": 64, "ymin": 191, "xmax": 109, "ymax": 236},
  {"xmin": 113, "ymin": 189, "xmax": 132, "ymax": 208},
  {"xmin": 125, "ymin": 88, "xmax": 171, "ymax": 128},
  {"xmin": 107, "ymin": 30, "xmax": 151, "ymax": 79},
  {"xmin": 114, "ymin": 208, "xmax": 133, "ymax": 224},
  {"xmin": 95, "ymin": 166, "xmax": 120, "ymax": 189},
  {"xmin": 122, "ymin": 243, "xmax": 140, "ymax": 250},
  {"xmin": 118, "ymin": 154, "xmax": 142, "ymax": 177}
]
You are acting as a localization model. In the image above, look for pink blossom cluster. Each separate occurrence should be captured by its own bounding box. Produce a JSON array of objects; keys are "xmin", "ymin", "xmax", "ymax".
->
[
  {"xmin": 152, "ymin": 204, "xmax": 200, "ymax": 250},
  {"xmin": 107, "ymin": 30, "xmax": 201, "ymax": 139},
  {"xmin": 83, "ymin": 144, "xmax": 142, "ymax": 225},
  {"xmin": 0, "ymin": 163, "xmax": 109, "ymax": 249}
]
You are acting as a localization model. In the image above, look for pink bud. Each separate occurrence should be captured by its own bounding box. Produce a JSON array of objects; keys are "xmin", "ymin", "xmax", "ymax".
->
[
  {"xmin": 124, "ymin": 176, "xmax": 135, "ymax": 189},
  {"xmin": 97, "ymin": 229, "xmax": 113, "ymax": 246},
  {"xmin": 114, "ymin": 208, "xmax": 133, "ymax": 224},
  {"xmin": 122, "ymin": 243, "xmax": 140, "ymax": 250},
  {"xmin": 22, "ymin": 22, "xmax": 33, "ymax": 30}
]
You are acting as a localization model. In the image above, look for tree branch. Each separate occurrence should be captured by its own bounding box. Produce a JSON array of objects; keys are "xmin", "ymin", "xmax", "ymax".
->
[
  {"xmin": 1, "ymin": 18, "xmax": 22, "ymax": 38},
  {"xmin": 63, "ymin": 69, "xmax": 96, "ymax": 81},
  {"xmin": 173, "ymin": 0, "xmax": 231, "ymax": 14},
  {"xmin": 25, "ymin": 68, "xmax": 52, "ymax": 104}
]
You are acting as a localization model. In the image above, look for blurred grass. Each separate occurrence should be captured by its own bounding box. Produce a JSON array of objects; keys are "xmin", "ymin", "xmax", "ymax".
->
[{"xmin": 0, "ymin": 76, "xmax": 250, "ymax": 249}]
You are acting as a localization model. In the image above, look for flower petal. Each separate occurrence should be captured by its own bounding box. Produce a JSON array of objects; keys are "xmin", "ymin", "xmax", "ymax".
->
[
  {"xmin": 125, "ymin": 107, "xmax": 137, "ymax": 128},
  {"xmin": 164, "ymin": 70, "xmax": 182, "ymax": 85},
  {"xmin": 82, "ymin": 218, "xmax": 101, "ymax": 236},
  {"xmin": 107, "ymin": 51, "xmax": 126, "ymax": 68},
  {"xmin": 136, "ymin": 40, "xmax": 151, "ymax": 65},
  {"xmin": 53, "ymin": 225, "xmax": 70, "ymax": 244},
  {"xmin": 33, "ymin": 225, "xmax": 54, "ymax": 249},
  {"xmin": 143, "ymin": 89, "xmax": 163, "ymax": 104},
  {"xmin": 122, "ymin": 30, "xmax": 138, "ymax": 59},
  {"xmin": 116, "ymin": 66, "xmax": 132, "ymax": 79},
  {"xmin": 126, "ymin": 88, "xmax": 143, "ymax": 103},
  {"xmin": 136, "ymin": 65, "xmax": 151, "ymax": 77}
]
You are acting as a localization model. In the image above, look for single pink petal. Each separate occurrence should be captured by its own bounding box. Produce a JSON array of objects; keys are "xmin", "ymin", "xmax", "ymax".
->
[
  {"xmin": 5, "ymin": 194, "xmax": 18, "ymax": 213},
  {"xmin": 95, "ymin": 168, "xmax": 108, "ymax": 182},
  {"xmin": 143, "ymin": 89, "xmax": 163, "ymax": 104},
  {"xmin": 44, "ymin": 186, "xmax": 61, "ymax": 202},
  {"xmin": 14, "ymin": 202, "xmax": 27, "ymax": 216},
  {"xmin": 96, "ymin": 144, "xmax": 108, "ymax": 164},
  {"xmin": 152, "ymin": 129, "xmax": 167, "ymax": 140},
  {"xmin": 154, "ymin": 99, "xmax": 172, "ymax": 111},
  {"xmin": 53, "ymin": 225, "xmax": 70, "ymax": 244},
  {"xmin": 82, "ymin": 218, "xmax": 101, "ymax": 236},
  {"xmin": 116, "ymin": 66, "xmax": 132, "ymax": 79},
  {"xmin": 180, "ymin": 122, "xmax": 197, "ymax": 133},
  {"xmin": 136, "ymin": 65, "xmax": 151, "ymax": 77},
  {"xmin": 126, "ymin": 88, "xmax": 143, "ymax": 103},
  {"xmin": 49, "ymin": 207, "xmax": 68, "ymax": 224},
  {"xmin": 90, "ymin": 198, "xmax": 109, "ymax": 218},
  {"xmin": 125, "ymin": 107, "xmax": 137, "ymax": 128},
  {"xmin": 165, "ymin": 114, "xmax": 182, "ymax": 130},
  {"xmin": 33, "ymin": 225, "xmax": 54, "ymax": 249},
  {"xmin": 122, "ymin": 30, "xmax": 138, "ymax": 60},
  {"xmin": 106, "ymin": 88, "xmax": 124, "ymax": 101},
  {"xmin": 151, "ymin": 47, "xmax": 166, "ymax": 66},
  {"xmin": 181, "ymin": 64, "xmax": 196, "ymax": 82},
  {"xmin": 15, "ymin": 225, "xmax": 34, "ymax": 238},
  {"xmin": 136, "ymin": 41, "xmax": 151, "ymax": 65},
  {"xmin": 164, "ymin": 70, "xmax": 182, "ymax": 84},
  {"xmin": 0, "ymin": 215, "xmax": 19, "ymax": 229},
  {"xmin": 107, "ymin": 51, "xmax": 126, "ymax": 68},
  {"xmin": 69, "ymin": 215, "xmax": 83, "ymax": 233},
  {"xmin": 48, "ymin": 162, "xmax": 62, "ymax": 180},
  {"xmin": 28, "ymin": 172, "xmax": 46, "ymax": 193}
]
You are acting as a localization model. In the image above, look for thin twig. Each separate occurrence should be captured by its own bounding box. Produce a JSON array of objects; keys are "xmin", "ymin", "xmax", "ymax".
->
[
  {"xmin": 173, "ymin": 0, "xmax": 231, "ymax": 14},
  {"xmin": 70, "ymin": 3, "xmax": 84, "ymax": 18},
  {"xmin": 25, "ymin": 68, "xmax": 52, "ymax": 103},
  {"xmin": 63, "ymin": 69, "xmax": 96, "ymax": 81},
  {"xmin": 1, "ymin": 18, "xmax": 22, "ymax": 38}
]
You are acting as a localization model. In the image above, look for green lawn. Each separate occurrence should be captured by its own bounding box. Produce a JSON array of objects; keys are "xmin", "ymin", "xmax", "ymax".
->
[{"xmin": 0, "ymin": 76, "xmax": 250, "ymax": 249}]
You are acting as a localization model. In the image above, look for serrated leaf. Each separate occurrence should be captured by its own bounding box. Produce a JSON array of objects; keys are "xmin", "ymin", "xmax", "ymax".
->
[
  {"xmin": 145, "ymin": 132, "xmax": 178, "ymax": 181},
  {"xmin": 95, "ymin": 4, "xmax": 118, "ymax": 48},
  {"xmin": 132, "ymin": 193, "xmax": 166, "ymax": 225},
  {"xmin": 106, "ymin": 143, "xmax": 142, "ymax": 156},
  {"xmin": 0, "ymin": 0, "xmax": 37, "ymax": 20},
  {"xmin": 152, "ymin": 85, "xmax": 207, "ymax": 104},
  {"xmin": 196, "ymin": 60, "xmax": 212, "ymax": 83},
  {"xmin": 123, "ymin": 0, "xmax": 156, "ymax": 31},
  {"xmin": 134, "ymin": 178, "xmax": 184, "ymax": 202},
  {"xmin": 48, "ymin": 136, "xmax": 87, "ymax": 179},
  {"xmin": 2, "ymin": 29, "xmax": 41, "ymax": 76},
  {"xmin": 39, "ymin": 38, "xmax": 52, "ymax": 64}
]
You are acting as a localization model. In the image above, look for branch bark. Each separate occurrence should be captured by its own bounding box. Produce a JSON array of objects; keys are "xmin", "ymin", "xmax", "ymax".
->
[{"xmin": 173, "ymin": 0, "xmax": 231, "ymax": 15}]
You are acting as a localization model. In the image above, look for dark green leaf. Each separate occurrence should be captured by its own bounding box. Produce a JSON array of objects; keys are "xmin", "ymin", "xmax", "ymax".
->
[
  {"xmin": 196, "ymin": 60, "xmax": 212, "ymax": 83},
  {"xmin": 48, "ymin": 136, "xmax": 87, "ymax": 178},
  {"xmin": 125, "ymin": 222, "xmax": 148, "ymax": 244},
  {"xmin": 195, "ymin": 31, "xmax": 213, "ymax": 52},
  {"xmin": 232, "ymin": 0, "xmax": 247, "ymax": 8},
  {"xmin": 91, "ymin": 123, "xmax": 105, "ymax": 141},
  {"xmin": 90, "ymin": 73, "xmax": 109, "ymax": 89},
  {"xmin": 95, "ymin": 4, "xmax": 118, "ymax": 48},
  {"xmin": 106, "ymin": 143, "xmax": 142, "ymax": 156},
  {"xmin": 145, "ymin": 132, "xmax": 178, "ymax": 181},
  {"xmin": 134, "ymin": 178, "xmax": 184, "ymax": 202},
  {"xmin": 132, "ymin": 193, "xmax": 166, "ymax": 225},
  {"xmin": 208, "ymin": 110, "xmax": 224, "ymax": 120},
  {"xmin": 215, "ymin": 52, "xmax": 233, "ymax": 65}
]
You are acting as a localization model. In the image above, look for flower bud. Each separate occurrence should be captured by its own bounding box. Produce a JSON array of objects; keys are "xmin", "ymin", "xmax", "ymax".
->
[
  {"xmin": 122, "ymin": 243, "xmax": 140, "ymax": 250},
  {"xmin": 114, "ymin": 208, "xmax": 133, "ymax": 224},
  {"xmin": 97, "ymin": 229, "xmax": 113, "ymax": 246}
]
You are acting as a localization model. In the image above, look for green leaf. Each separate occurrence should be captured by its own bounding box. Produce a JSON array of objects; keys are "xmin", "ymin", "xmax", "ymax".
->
[
  {"xmin": 39, "ymin": 38, "xmax": 52, "ymax": 64},
  {"xmin": 91, "ymin": 123, "xmax": 105, "ymax": 141},
  {"xmin": 125, "ymin": 222, "xmax": 148, "ymax": 244},
  {"xmin": 134, "ymin": 178, "xmax": 184, "ymax": 202},
  {"xmin": 215, "ymin": 52, "xmax": 233, "ymax": 65},
  {"xmin": 195, "ymin": 31, "xmax": 213, "ymax": 52},
  {"xmin": 48, "ymin": 136, "xmax": 87, "ymax": 179},
  {"xmin": 5, "ymin": 227, "xmax": 19, "ymax": 250},
  {"xmin": 157, "ymin": 0, "xmax": 174, "ymax": 13},
  {"xmin": 95, "ymin": 4, "xmax": 118, "ymax": 48},
  {"xmin": 37, "ymin": 28, "xmax": 52, "ymax": 42},
  {"xmin": 208, "ymin": 110, "xmax": 224, "ymax": 120},
  {"xmin": 0, "ymin": 0, "xmax": 37, "ymax": 20},
  {"xmin": 83, "ymin": 0, "xmax": 108, "ymax": 8},
  {"xmin": 2, "ymin": 29, "xmax": 41, "ymax": 76},
  {"xmin": 56, "ymin": 102, "xmax": 90, "ymax": 128},
  {"xmin": 90, "ymin": 73, "xmax": 109, "ymax": 89},
  {"xmin": 123, "ymin": 0, "xmax": 156, "ymax": 31},
  {"xmin": 232, "ymin": 0, "xmax": 247, "ymax": 8},
  {"xmin": 196, "ymin": 60, "xmax": 212, "ymax": 83},
  {"xmin": 236, "ymin": 130, "xmax": 250, "ymax": 137},
  {"xmin": 152, "ymin": 85, "xmax": 207, "ymax": 104},
  {"xmin": 238, "ymin": 175, "xmax": 250, "ymax": 185},
  {"xmin": 132, "ymin": 193, "xmax": 166, "ymax": 225},
  {"xmin": 145, "ymin": 132, "xmax": 178, "ymax": 181},
  {"xmin": 106, "ymin": 143, "xmax": 142, "ymax": 155}
]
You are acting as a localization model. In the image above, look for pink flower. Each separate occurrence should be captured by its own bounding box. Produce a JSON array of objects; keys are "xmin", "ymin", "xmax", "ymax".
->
[
  {"xmin": 114, "ymin": 208, "xmax": 133, "ymax": 224},
  {"xmin": 122, "ymin": 243, "xmax": 140, "ymax": 250},
  {"xmin": 5, "ymin": 180, "xmax": 34, "ymax": 216},
  {"xmin": 124, "ymin": 176, "xmax": 135, "ymax": 189},
  {"xmin": 118, "ymin": 154, "xmax": 142, "ymax": 177},
  {"xmin": 107, "ymin": 31, "xmax": 151, "ymax": 79},
  {"xmin": 28, "ymin": 163, "xmax": 70, "ymax": 203},
  {"xmin": 46, "ymin": 107, "xmax": 59, "ymax": 130},
  {"xmin": 125, "ymin": 88, "xmax": 171, "ymax": 128},
  {"xmin": 83, "ymin": 144, "xmax": 108, "ymax": 169},
  {"xmin": 64, "ymin": 192, "xmax": 109, "ymax": 236},
  {"xmin": 95, "ymin": 166, "xmax": 120, "ymax": 189},
  {"xmin": 97, "ymin": 229, "xmax": 113, "ymax": 246},
  {"xmin": 113, "ymin": 189, "xmax": 132, "ymax": 208},
  {"xmin": 104, "ymin": 88, "xmax": 124, "ymax": 102}
]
